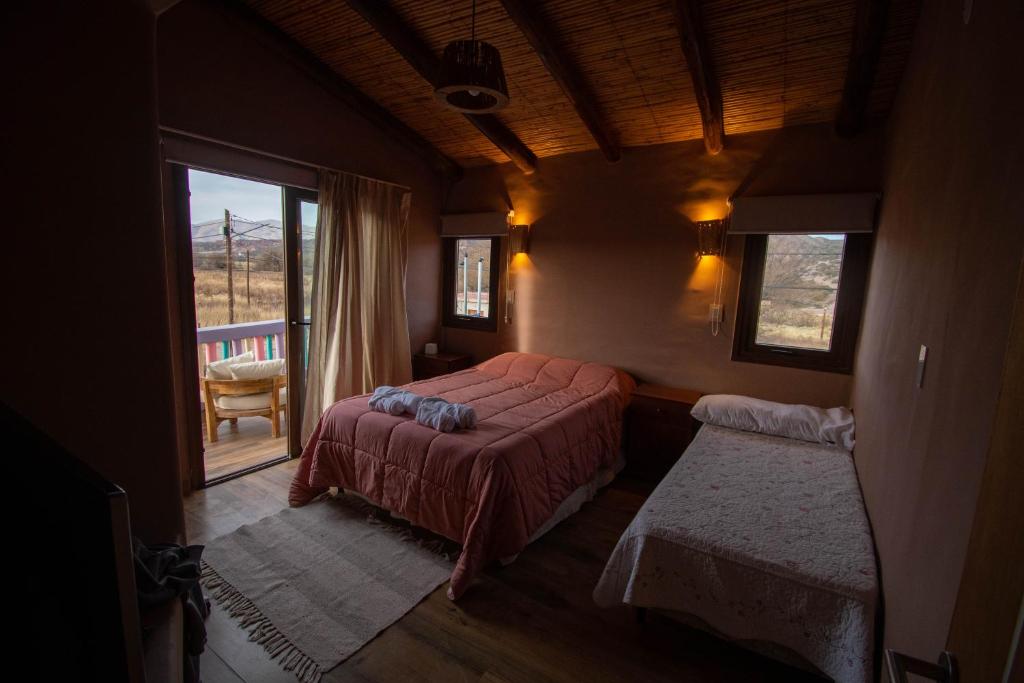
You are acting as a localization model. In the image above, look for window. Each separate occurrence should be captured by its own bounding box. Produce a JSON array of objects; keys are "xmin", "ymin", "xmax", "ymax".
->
[
  {"xmin": 442, "ymin": 237, "xmax": 501, "ymax": 331},
  {"xmin": 733, "ymin": 233, "xmax": 871, "ymax": 373}
]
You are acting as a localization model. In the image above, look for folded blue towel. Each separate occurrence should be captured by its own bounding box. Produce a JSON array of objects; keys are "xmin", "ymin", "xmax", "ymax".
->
[
  {"xmin": 368, "ymin": 386, "xmax": 423, "ymax": 416},
  {"xmin": 368, "ymin": 386, "xmax": 401, "ymax": 414},
  {"xmin": 415, "ymin": 397, "xmax": 478, "ymax": 432},
  {"xmin": 415, "ymin": 397, "xmax": 457, "ymax": 432},
  {"xmin": 447, "ymin": 401, "xmax": 478, "ymax": 429}
]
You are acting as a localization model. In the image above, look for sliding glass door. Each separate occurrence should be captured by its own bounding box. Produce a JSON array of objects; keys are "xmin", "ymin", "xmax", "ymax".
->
[
  {"xmin": 178, "ymin": 168, "xmax": 317, "ymax": 484},
  {"xmin": 283, "ymin": 188, "xmax": 318, "ymax": 457}
]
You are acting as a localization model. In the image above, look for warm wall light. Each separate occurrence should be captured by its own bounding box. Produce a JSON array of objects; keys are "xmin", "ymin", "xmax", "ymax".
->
[
  {"xmin": 696, "ymin": 218, "xmax": 726, "ymax": 257},
  {"xmin": 508, "ymin": 224, "xmax": 531, "ymax": 255}
]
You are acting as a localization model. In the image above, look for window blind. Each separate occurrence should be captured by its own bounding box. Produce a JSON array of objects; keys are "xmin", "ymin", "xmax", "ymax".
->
[{"xmin": 728, "ymin": 193, "xmax": 880, "ymax": 234}]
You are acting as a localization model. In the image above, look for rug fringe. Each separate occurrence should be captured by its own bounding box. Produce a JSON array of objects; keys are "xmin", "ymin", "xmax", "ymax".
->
[{"xmin": 201, "ymin": 561, "xmax": 323, "ymax": 683}]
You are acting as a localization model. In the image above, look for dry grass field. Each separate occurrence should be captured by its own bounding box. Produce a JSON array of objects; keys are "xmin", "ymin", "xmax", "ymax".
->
[
  {"xmin": 194, "ymin": 269, "xmax": 286, "ymax": 328},
  {"xmin": 756, "ymin": 305, "xmax": 835, "ymax": 350}
]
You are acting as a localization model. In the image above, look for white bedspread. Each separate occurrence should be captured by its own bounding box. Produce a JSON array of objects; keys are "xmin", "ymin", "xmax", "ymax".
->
[{"xmin": 594, "ymin": 424, "xmax": 877, "ymax": 683}]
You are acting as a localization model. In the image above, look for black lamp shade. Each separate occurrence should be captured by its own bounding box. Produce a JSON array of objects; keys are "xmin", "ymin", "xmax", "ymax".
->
[{"xmin": 435, "ymin": 40, "xmax": 510, "ymax": 113}]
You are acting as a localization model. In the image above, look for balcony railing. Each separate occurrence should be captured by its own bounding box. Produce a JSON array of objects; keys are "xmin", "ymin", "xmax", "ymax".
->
[
  {"xmin": 196, "ymin": 319, "xmax": 287, "ymax": 376},
  {"xmin": 196, "ymin": 318, "xmax": 313, "ymax": 378}
]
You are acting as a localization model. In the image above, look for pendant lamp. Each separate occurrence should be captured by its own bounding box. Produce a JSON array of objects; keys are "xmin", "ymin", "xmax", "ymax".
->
[{"xmin": 435, "ymin": 0, "xmax": 509, "ymax": 113}]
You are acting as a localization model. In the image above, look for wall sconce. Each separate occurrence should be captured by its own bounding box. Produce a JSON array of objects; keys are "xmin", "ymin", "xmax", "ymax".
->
[
  {"xmin": 508, "ymin": 224, "xmax": 531, "ymax": 255},
  {"xmin": 696, "ymin": 218, "xmax": 726, "ymax": 257}
]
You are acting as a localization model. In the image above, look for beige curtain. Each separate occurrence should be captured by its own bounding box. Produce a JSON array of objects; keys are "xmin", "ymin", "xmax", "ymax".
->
[{"xmin": 301, "ymin": 170, "xmax": 413, "ymax": 443}]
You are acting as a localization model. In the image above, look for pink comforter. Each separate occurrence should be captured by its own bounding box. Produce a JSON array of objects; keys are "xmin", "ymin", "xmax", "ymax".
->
[{"xmin": 290, "ymin": 352, "xmax": 635, "ymax": 599}]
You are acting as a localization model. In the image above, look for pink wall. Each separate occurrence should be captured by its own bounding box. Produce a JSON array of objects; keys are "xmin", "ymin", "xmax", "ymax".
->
[
  {"xmin": 1, "ymin": 1, "xmax": 184, "ymax": 541},
  {"xmin": 851, "ymin": 0, "xmax": 1024, "ymax": 659},
  {"xmin": 156, "ymin": 0, "xmax": 444, "ymax": 354},
  {"xmin": 444, "ymin": 123, "xmax": 884, "ymax": 407}
]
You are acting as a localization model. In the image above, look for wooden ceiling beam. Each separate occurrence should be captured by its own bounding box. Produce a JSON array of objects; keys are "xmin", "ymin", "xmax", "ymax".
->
[
  {"xmin": 670, "ymin": 0, "xmax": 724, "ymax": 155},
  {"xmin": 345, "ymin": 0, "xmax": 538, "ymax": 174},
  {"xmin": 209, "ymin": 0, "xmax": 459, "ymax": 177},
  {"xmin": 836, "ymin": 0, "xmax": 890, "ymax": 137},
  {"xmin": 497, "ymin": 0, "xmax": 619, "ymax": 162}
]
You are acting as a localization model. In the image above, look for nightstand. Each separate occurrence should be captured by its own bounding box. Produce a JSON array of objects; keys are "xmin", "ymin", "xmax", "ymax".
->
[
  {"xmin": 625, "ymin": 384, "xmax": 702, "ymax": 480},
  {"xmin": 412, "ymin": 351, "xmax": 473, "ymax": 380}
]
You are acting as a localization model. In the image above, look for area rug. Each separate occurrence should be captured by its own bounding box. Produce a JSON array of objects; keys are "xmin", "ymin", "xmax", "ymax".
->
[{"xmin": 200, "ymin": 494, "xmax": 453, "ymax": 683}]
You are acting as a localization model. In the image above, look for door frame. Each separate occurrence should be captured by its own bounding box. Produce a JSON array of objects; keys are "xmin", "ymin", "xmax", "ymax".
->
[
  {"xmin": 282, "ymin": 186, "xmax": 318, "ymax": 458},
  {"xmin": 166, "ymin": 163, "xmax": 317, "ymax": 488}
]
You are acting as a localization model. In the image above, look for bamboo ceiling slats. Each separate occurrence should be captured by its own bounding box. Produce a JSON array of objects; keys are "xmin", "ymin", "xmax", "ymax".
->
[
  {"xmin": 389, "ymin": 0, "xmax": 595, "ymax": 161},
  {"xmin": 544, "ymin": 0, "xmax": 705, "ymax": 148},
  {"xmin": 243, "ymin": 0, "xmax": 919, "ymax": 168},
  {"xmin": 704, "ymin": 0, "xmax": 853, "ymax": 134}
]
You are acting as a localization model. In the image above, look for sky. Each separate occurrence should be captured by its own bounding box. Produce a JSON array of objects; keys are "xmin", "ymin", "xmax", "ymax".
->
[{"xmin": 188, "ymin": 169, "xmax": 283, "ymax": 225}]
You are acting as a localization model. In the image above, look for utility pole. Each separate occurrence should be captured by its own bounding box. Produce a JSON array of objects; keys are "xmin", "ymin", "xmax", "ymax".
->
[
  {"xmin": 224, "ymin": 209, "xmax": 234, "ymax": 324},
  {"xmin": 246, "ymin": 248, "xmax": 251, "ymax": 306}
]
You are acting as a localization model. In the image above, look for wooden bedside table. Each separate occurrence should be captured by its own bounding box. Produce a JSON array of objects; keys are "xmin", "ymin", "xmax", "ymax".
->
[
  {"xmin": 625, "ymin": 384, "xmax": 702, "ymax": 480},
  {"xmin": 412, "ymin": 351, "xmax": 473, "ymax": 380}
]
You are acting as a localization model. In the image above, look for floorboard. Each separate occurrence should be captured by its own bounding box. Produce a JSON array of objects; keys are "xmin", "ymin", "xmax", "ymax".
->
[
  {"xmin": 200, "ymin": 644, "xmax": 245, "ymax": 683},
  {"xmin": 185, "ymin": 461, "xmax": 824, "ymax": 682},
  {"xmin": 203, "ymin": 415, "xmax": 289, "ymax": 481}
]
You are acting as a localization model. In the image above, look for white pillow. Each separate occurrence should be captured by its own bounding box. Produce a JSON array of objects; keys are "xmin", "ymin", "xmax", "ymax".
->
[
  {"xmin": 229, "ymin": 358, "xmax": 286, "ymax": 380},
  {"xmin": 691, "ymin": 394, "xmax": 855, "ymax": 450},
  {"xmin": 206, "ymin": 351, "xmax": 255, "ymax": 379}
]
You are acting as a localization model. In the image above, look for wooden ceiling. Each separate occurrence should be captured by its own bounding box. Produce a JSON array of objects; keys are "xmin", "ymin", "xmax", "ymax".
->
[{"xmin": 240, "ymin": 0, "xmax": 919, "ymax": 170}]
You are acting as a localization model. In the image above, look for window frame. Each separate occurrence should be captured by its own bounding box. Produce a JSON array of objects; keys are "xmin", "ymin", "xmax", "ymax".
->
[
  {"xmin": 732, "ymin": 233, "xmax": 872, "ymax": 374},
  {"xmin": 442, "ymin": 236, "xmax": 502, "ymax": 332}
]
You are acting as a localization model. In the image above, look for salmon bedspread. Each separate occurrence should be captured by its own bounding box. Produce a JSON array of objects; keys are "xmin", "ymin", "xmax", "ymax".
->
[{"xmin": 289, "ymin": 352, "xmax": 635, "ymax": 599}]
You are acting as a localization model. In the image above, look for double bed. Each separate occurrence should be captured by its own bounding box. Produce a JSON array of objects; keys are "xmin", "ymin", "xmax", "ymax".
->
[
  {"xmin": 593, "ymin": 421, "xmax": 878, "ymax": 683},
  {"xmin": 289, "ymin": 352, "xmax": 635, "ymax": 600}
]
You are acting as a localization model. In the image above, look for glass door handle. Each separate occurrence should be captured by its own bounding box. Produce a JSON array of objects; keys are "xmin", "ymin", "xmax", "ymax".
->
[{"xmin": 290, "ymin": 320, "xmax": 311, "ymax": 326}]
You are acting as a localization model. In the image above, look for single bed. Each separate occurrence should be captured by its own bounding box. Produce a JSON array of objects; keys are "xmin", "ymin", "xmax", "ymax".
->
[
  {"xmin": 593, "ymin": 423, "xmax": 877, "ymax": 683},
  {"xmin": 290, "ymin": 352, "xmax": 635, "ymax": 599}
]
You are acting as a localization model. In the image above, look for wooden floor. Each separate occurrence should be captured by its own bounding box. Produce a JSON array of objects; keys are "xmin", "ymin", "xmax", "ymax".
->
[
  {"xmin": 202, "ymin": 414, "xmax": 289, "ymax": 481},
  {"xmin": 185, "ymin": 461, "xmax": 824, "ymax": 683}
]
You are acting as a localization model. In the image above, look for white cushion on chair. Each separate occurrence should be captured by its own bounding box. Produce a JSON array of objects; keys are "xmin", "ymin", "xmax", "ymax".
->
[
  {"xmin": 206, "ymin": 351, "xmax": 255, "ymax": 379},
  {"xmin": 229, "ymin": 359, "xmax": 286, "ymax": 380},
  {"xmin": 215, "ymin": 387, "xmax": 287, "ymax": 411}
]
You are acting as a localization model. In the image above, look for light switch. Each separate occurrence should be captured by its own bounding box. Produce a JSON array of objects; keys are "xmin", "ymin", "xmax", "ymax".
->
[
  {"xmin": 709, "ymin": 303, "xmax": 723, "ymax": 323},
  {"xmin": 917, "ymin": 345, "xmax": 928, "ymax": 388}
]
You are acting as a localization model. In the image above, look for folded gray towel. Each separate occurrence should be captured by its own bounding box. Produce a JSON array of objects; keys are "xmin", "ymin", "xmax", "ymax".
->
[
  {"xmin": 368, "ymin": 386, "xmax": 399, "ymax": 413},
  {"xmin": 447, "ymin": 401, "xmax": 477, "ymax": 429},
  {"xmin": 415, "ymin": 397, "xmax": 457, "ymax": 432},
  {"xmin": 368, "ymin": 386, "xmax": 423, "ymax": 416},
  {"xmin": 415, "ymin": 397, "xmax": 477, "ymax": 432}
]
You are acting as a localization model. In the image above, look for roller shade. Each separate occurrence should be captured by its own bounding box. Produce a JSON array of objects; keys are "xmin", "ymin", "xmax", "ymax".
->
[
  {"xmin": 161, "ymin": 131, "xmax": 318, "ymax": 190},
  {"xmin": 728, "ymin": 193, "xmax": 879, "ymax": 234},
  {"xmin": 441, "ymin": 212, "xmax": 509, "ymax": 237}
]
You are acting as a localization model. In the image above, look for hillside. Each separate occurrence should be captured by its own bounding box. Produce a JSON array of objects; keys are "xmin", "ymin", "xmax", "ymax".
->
[
  {"xmin": 756, "ymin": 234, "xmax": 846, "ymax": 350},
  {"xmin": 191, "ymin": 217, "xmax": 315, "ymax": 272}
]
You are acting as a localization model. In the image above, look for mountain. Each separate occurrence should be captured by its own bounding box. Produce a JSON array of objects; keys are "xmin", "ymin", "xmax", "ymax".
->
[
  {"xmin": 191, "ymin": 217, "xmax": 283, "ymax": 243},
  {"xmin": 762, "ymin": 234, "xmax": 845, "ymax": 307}
]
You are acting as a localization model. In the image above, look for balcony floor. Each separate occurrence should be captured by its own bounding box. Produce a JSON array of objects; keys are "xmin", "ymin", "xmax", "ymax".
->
[{"xmin": 203, "ymin": 414, "xmax": 289, "ymax": 481}]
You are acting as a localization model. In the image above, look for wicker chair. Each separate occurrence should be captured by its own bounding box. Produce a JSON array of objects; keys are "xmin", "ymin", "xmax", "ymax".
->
[{"xmin": 201, "ymin": 374, "xmax": 286, "ymax": 442}]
